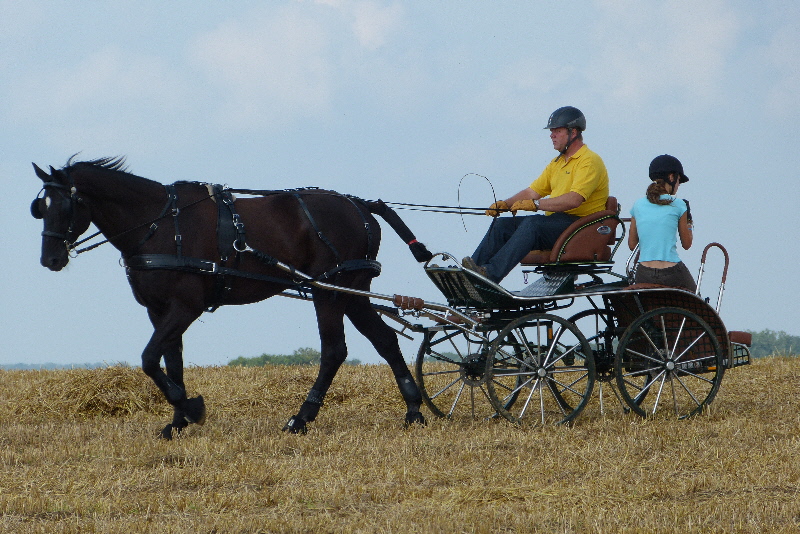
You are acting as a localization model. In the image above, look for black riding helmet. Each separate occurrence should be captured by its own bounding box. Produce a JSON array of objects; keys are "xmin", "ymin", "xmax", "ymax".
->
[
  {"xmin": 649, "ymin": 154, "xmax": 689, "ymax": 183},
  {"xmin": 544, "ymin": 106, "xmax": 586, "ymax": 154},
  {"xmin": 544, "ymin": 106, "xmax": 586, "ymax": 131}
]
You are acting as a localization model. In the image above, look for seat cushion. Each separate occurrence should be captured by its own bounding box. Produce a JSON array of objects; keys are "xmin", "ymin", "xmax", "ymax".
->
[
  {"xmin": 521, "ymin": 210, "xmax": 618, "ymax": 265},
  {"xmin": 728, "ymin": 331, "xmax": 752, "ymax": 346},
  {"xmin": 521, "ymin": 196, "xmax": 620, "ymax": 266},
  {"xmin": 521, "ymin": 250, "xmax": 552, "ymax": 264}
]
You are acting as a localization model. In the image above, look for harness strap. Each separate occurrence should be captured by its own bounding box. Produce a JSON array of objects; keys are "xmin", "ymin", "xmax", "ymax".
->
[
  {"xmin": 134, "ymin": 185, "xmax": 179, "ymax": 253},
  {"xmin": 126, "ymin": 254, "xmax": 304, "ymax": 286},
  {"xmin": 166, "ymin": 185, "xmax": 182, "ymax": 259},
  {"xmin": 343, "ymin": 196, "xmax": 375, "ymax": 258},
  {"xmin": 124, "ymin": 254, "xmax": 381, "ymax": 292},
  {"xmin": 294, "ymin": 193, "xmax": 340, "ymax": 263},
  {"xmin": 214, "ymin": 186, "xmax": 246, "ymax": 261},
  {"xmin": 211, "ymin": 186, "xmax": 246, "ymax": 312}
]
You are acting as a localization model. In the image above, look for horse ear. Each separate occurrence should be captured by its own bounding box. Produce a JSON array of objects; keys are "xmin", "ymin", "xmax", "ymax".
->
[{"xmin": 32, "ymin": 162, "xmax": 50, "ymax": 182}]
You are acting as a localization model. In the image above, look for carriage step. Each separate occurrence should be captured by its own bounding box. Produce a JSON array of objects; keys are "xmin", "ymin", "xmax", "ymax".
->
[
  {"xmin": 514, "ymin": 272, "xmax": 574, "ymax": 298},
  {"xmin": 424, "ymin": 266, "xmax": 518, "ymax": 308}
]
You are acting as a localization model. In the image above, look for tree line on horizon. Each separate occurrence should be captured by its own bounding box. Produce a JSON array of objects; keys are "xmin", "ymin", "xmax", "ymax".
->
[
  {"xmin": 4, "ymin": 329, "xmax": 796, "ymax": 370},
  {"xmin": 745, "ymin": 329, "xmax": 799, "ymax": 359},
  {"xmin": 225, "ymin": 329, "xmax": 798, "ymax": 367},
  {"xmin": 226, "ymin": 347, "xmax": 362, "ymax": 367}
]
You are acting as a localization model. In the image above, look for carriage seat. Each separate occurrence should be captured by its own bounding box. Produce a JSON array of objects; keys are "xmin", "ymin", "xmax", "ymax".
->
[{"xmin": 521, "ymin": 196, "xmax": 621, "ymax": 265}]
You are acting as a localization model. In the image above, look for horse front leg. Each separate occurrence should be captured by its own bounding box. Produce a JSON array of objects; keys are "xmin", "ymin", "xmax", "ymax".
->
[
  {"xmin": 283, "ymin": 294, "xmax": 348, "ymax": 434},
  {"xmin": 158, "ymin": 341, "xmax": 207, "ymax": 440},
  {"xmin": 345, "ymin": 296, "xmax": 426, "ymax": 427},
  {"xmin": 143, "ymin": 310, "xmax": 206, "ymax": 440}
]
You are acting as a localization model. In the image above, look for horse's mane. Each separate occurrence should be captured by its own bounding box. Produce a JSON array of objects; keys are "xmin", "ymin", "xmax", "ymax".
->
[
  {"xmin": 62, "ymin": 154, "xmax": 166, "ymax": 191},
  {"xmin": 65, "ymin": 154, "xmax": 129, "ymax": 174}
]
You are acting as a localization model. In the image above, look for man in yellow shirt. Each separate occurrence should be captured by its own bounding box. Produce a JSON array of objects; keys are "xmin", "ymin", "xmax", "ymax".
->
[{"xmin": 462, "ymin": 106, "xmax": 609, "ymax": 283}]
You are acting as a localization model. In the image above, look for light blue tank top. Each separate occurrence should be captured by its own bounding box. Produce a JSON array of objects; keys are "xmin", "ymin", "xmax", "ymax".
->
[{"xmin": 631, "ymin": 195, "xmax": 687, "ymax": 263}]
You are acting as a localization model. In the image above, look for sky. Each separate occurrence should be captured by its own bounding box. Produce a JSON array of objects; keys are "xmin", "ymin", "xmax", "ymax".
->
[{"xmin": 2, "ymin": 0, "xmax": 799, "ymax": 367}]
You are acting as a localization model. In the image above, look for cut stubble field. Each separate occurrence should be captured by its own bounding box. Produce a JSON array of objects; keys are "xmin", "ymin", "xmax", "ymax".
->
[{"xmin": 1, "ymin": 357, "xmax": 799, "ymax": 533}]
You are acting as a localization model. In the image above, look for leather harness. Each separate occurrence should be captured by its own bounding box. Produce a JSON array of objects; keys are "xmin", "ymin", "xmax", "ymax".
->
[{"xmin": 124, "ymin": 183, "xmax": 381, "ymax": 312}]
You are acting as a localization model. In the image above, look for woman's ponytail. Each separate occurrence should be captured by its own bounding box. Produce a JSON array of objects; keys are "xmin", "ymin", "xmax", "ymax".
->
[{"xmin": 646, "ymin": 172, "xmax": 674, "ymax": 205}]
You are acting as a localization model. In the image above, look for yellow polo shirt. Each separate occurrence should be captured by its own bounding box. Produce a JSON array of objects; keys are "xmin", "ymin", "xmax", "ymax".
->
[{"xmin": 530, "ymin": 144, "xmax": 609, "ymax": 217}]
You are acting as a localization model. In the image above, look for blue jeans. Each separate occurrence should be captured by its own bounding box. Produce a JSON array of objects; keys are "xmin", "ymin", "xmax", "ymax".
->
[{"xmin": 471, "ymin": 213, "xmax": 579, "ymax": 282}]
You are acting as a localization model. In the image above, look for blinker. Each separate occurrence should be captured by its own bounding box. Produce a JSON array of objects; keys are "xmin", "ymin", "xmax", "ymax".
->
[{"xmin": 30, "ymin": 197, "xmax": 43, "ymax": 219}]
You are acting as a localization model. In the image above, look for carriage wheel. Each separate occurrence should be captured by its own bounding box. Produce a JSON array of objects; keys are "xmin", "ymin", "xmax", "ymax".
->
[
  {"xmin": 415, "ymin": 326, "xmax": 519, "ymax": 419},
  {"xmin": 485, "ymin": 313, "xmax": 595, "ymax": 426},
  {"xmin": 614, "ymin": 307, "xmax": 724, "ymax": 419},
  {"xmin": 568, "ymin": 308, "xmax": 628, "ymax": 415}
]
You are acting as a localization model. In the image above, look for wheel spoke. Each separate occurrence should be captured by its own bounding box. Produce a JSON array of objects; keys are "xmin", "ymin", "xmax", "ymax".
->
[
  {"xmin": 673, "ymin": 372, "xmax": 704, "ymax": 409},
  {"xmin": 429, "ymin": 375, "xmax": 463, "ymax": 400},
  {"xmin": 448, "ymin": 380, "xmax": 467, "ymax": 417},
  {"xmin": 650, "ymin": 372, "xmax": 668, "ymax": 415}
]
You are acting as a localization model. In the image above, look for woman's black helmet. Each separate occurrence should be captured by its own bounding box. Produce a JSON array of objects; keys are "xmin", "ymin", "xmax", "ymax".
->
[
  {"xmin": 544, "ymin": 106, "xmax": 586, "ymax": 131},
  {"xmin": 649, "ymin": 154, "xmax": 689, "ymax": 183}
]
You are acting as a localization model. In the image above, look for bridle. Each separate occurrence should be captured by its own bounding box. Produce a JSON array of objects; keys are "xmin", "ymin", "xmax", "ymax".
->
[
  {"xmin": 31, "ymin": 172, "xmax": 211, "ymax": 258},
  {"xmin": 31, "ymin": 173, "xmax": 86, "ymax": 251}
]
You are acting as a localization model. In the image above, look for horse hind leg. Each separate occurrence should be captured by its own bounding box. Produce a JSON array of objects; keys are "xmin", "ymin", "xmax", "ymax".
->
[{"xmin": 345, "ymin": 296, "xmax": 426, "ymax": 427}]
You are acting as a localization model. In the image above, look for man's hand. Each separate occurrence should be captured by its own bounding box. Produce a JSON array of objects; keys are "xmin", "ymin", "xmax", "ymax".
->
[
  {"xmin": 485, "ymin": 200, "xmax": 509, "ymax": 217},
  {"xmin": 510, "ymin": 199, "xmax": 537, "ymax": 215}
]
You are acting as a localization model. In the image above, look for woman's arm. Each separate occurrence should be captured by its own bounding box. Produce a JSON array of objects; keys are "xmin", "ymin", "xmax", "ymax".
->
[
  {"xmin": 628, "ymin": 217, "xmax": 639, "ymax": 250},
  {"xmin": 678, "ymin": 212, "xmax": 693, "ymax": 250}
]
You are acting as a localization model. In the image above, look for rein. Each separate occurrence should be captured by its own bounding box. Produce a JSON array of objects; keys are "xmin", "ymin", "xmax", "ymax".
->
[
  {"xmin": 226, "ymin": 187, "xmax": 489, "ymax": 215},
  {"xmin": 68, "ymin": 186, "xmax": 487, "ymax": 257}
]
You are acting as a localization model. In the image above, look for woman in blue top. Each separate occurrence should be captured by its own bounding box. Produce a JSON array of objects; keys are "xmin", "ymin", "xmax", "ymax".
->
[{"xmin": 628, "ymin": 154, "xmax": 696, "ymax": 291}]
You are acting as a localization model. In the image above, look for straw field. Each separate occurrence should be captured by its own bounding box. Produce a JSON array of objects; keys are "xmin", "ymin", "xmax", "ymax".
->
[{"xmin": 1, "ymin": 356, "xmax": 799, "ymax": 533}]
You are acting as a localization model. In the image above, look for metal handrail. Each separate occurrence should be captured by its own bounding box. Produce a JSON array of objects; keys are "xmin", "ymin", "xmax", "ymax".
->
[{"xmin": 696, "ymin": 242, "xmax": 729, "ymax": 313}]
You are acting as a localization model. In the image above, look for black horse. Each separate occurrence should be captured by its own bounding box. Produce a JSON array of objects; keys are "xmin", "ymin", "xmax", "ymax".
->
[{"xmin": 31, "ymin": 156, "xmax": 431, "ymax": 438}]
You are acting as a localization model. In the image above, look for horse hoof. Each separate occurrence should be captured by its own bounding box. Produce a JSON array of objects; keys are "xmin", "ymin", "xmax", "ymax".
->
[
  {"xmin": 404, "ymin": 411, "xmax": 427, "ymax": 427},
  {"xmin": 182, "ymin": 395, "xmax": 206, "ymax": 425},
  {"xmin": 159, "ymin": 424, "xmax": 183, "ymax": 440},
  {"xmin": 282, "ymin": 416, "xmax": 308, "ymax": 434}
]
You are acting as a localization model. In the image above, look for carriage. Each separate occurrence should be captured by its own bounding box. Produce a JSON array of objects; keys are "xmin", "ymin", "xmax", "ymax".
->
[
  {"xmin": 31, "ymin": 158, "xmax": 751, "ymax": 434},
  {"xmin": 385, "ymin": 197, "xmax": 752, "ymax": 425}
]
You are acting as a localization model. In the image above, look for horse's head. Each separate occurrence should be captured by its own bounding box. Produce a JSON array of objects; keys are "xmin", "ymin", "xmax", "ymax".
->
[{"xmin": 31, "ymin": 162, "xmax": 92, "ymax": 271}]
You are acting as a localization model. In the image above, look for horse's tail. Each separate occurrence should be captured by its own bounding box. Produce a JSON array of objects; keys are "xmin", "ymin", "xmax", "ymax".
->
[{"xmin": 362, "ymin": 199, "xmax": 433, "ymax": 263}]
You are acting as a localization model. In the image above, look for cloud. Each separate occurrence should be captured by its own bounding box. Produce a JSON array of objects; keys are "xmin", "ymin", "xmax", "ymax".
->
[
  {"xmin": 191, "ymin": 6, "xmax": 334, "ymax": 130},
  {"xmin": 455, "ymin": 56, "xmax": 576, "ymax": 125},
  {"xmin": 189, "ymin": 1, "xmax": 412, "ymax": 130},
  {"xmin": 764, "ymin": 22, "xmax": 800, "ymax": 116},
  {"xmin": 309, "ymin": 0, "xmax": 404, "ymax": 49},
  {"xmin": 5, "ymin": 45, "xmax": 189, "ymax": 155},
  {"xmin": 349, "ymin": 1, "xmax": 404, "ymax": 49},
  {"xmin": 588, "ymin": 0, "xmax": 740, "ymax": 110}
]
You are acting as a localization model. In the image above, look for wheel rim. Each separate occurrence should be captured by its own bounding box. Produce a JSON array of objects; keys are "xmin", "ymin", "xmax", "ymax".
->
[
  {"xmin": 614, "ymin": 307, "xmax": 724, "ymax": 419},
  {"xmin": 486, "ymin": 313, "xmax": 595, "ymax": 425},
  {"xmin": 414, "ymin": 327, "xmax": 500, "ymax": 419}
]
